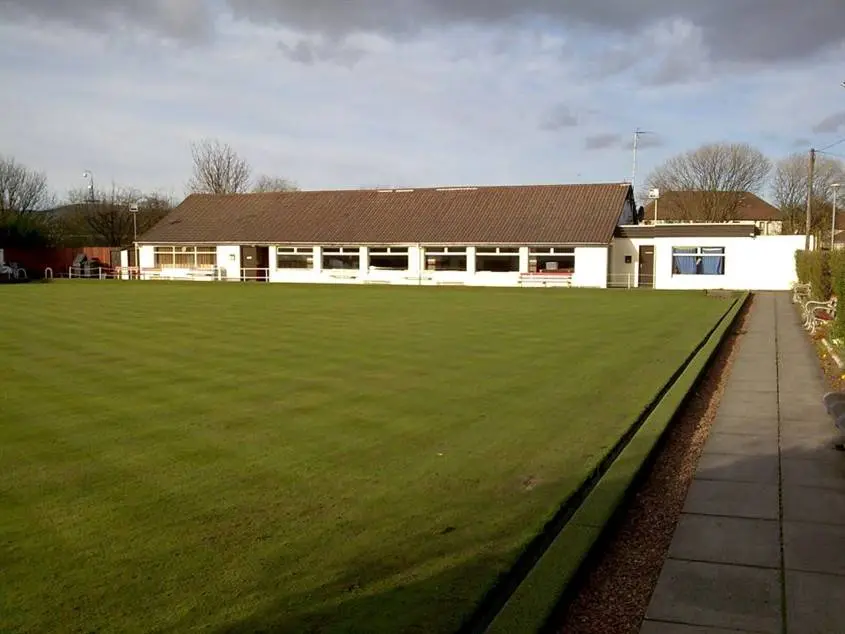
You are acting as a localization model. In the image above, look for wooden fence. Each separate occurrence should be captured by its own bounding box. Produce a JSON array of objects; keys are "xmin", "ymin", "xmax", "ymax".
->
[{"xmin": 1, "ymin": 247, "xmax": 117, "ymax": 276}]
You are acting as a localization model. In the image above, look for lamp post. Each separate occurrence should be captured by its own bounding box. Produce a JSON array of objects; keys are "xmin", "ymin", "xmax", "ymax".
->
[
  {"xmin": 129, "ymin": 202, "xmax": 141, "ymax": 279},
  {"xmin": 833, "ymin": 183, "xmax": 842, "ymax": 251}
]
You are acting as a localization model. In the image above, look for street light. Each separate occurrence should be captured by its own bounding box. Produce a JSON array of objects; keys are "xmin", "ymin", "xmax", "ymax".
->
[
  {"xmin": 129, "ymin": 198, "xmax": 147, "ymax": 278},
  {"xmin": 833, "ymin": 183, "xmax": 842, "ymax": 251}
]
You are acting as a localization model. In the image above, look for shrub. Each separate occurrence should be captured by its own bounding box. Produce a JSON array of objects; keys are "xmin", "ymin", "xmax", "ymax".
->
[
  {"xmin": 797, "ymin": 250, "xmax": 832, "ymax": 300},
  {"xmin": 829, "ymin": 250, "xmax": 845, "ymax": 340}
]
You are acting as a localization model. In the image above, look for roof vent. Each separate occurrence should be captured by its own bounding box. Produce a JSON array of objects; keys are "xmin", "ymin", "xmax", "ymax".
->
[
  {"xmin": 394, "ymin": 189, "xmax": 414, "ymax": 193},
  {"xmin": 377, "ymin": 189, "xmax": 394, "ymax": 193},
  {"xmin": 435, "ymin": 187, "xmax": 479, "ymax": 192}
]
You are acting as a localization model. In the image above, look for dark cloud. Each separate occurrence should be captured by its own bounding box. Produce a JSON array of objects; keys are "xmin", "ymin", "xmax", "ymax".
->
[
  {"xmin": 278, "ymin": 39, "xmax": 367, "ymax": 67},
  {"xmin": 6, "ymin": 0, "xmax": 844, "ymax": 70},
  {"xmin": 540, "ymin": 104, "xmax": 578, "ymax": 131},
  {"xmin": 813, "ymin": 111, "xmax": 845, "ymax": 134},
  {"xmin": 624, "ymin": 134, "xmax": 664, "ymax": 150},
  {"xmin": 585, "ymin": 134, "xmax": 623, "ymax": 150},
  {"xmin": 0, "ymin": 0, "xmax": 212, "ymax": 40},
  {"xmin": 793, "ymin": 138, "xmax": 811, "ymax": 148},
  {"xmin": 227, "ymin": 0, "xmax": 845, "ymax": 65}
]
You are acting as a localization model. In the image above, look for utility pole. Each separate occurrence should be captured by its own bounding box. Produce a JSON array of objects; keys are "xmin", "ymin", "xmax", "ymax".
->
[{"xmin": 806, "ymin": 148, "xmax": 815, "ymax": 250}]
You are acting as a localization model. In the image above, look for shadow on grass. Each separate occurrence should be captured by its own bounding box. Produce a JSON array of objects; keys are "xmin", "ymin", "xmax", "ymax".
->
[{"xmin": 212, "ymin": 553, "xmax": 515, "ymax": 634}]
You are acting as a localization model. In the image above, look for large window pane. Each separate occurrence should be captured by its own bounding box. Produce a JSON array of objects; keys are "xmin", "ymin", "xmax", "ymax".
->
[
  {"xmin": 425, "ymin": 247, "xmax": 467, "ymax": 272},
  {"xmin": 672, "ymin": 246, "xmax": 725, "ymax": 276},
  {"xmin": 277, "ymin": 247, "xmax": 313, "ymax": 269},
  {"xmin": 323, "ymin": 248, "xmax": 360, "ymax": 270},
  {"xmin": 369, "ymin": 247, "xmax": 409, "ymax": 271}
]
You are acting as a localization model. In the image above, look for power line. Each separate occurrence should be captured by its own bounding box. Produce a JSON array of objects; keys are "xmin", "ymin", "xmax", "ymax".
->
[
  {"xmin": 819, "ymin": 138, "xmax": 845, "ymax": 152},
  {"xmin": 817, "ymin": 149, "xmax": 845, "ymax": 160}
]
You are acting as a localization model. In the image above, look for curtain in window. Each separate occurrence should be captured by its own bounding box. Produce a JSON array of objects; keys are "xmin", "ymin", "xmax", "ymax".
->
[
  {"xmin": 701, "ymin": 256, "xmax": 724, "ymax": 275},
  {"xmin": 674, "ymin": 255, "xmax": 697, "ymax": 274}
]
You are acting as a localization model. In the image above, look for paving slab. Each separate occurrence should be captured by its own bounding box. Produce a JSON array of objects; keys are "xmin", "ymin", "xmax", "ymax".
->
[
  {"xmin": 779, "ymin": 399, "xmax": 829, "ymax": 422},
  {"xmin": 669, "ymin": 514, "xmax": 780, "ymax": 568},
  {"xmin": 786, "ymin": 570, "xmax": 845, "ymax": 634},
  {"xmin": 783, "ymin": 486, "xmax": 845, "ymax": 525},
  {"xmin": 716, "ymin": 394, "xmax": 779, "ymax": 420},
  {"xmin": 783, "ymin": 521, "xmax": 845, "ymax": 575},
  {"xmin": 695, "ymin": 452, "xmax": 779, "ymax": 484},
  {"xmin": 640, "ymin": 621, "xmax": 764, "ymax": 634},
  {"xmin": 781, "ymin": 457, "xmax": 845, "ymax": 491},
  {"xmin": 683, "ymin": 480, "xmax": 778, "ymax": 520},
  {"xmin": 710, "ymin": 414, "xmax": 778, "ymax": 435},
  {"xmin": 702, "ymin": 432, "xmax": 778, "ymax": 457},
  {"xmin": 645, "ymin": 560, "xmax": 781, "ymax": 633}
]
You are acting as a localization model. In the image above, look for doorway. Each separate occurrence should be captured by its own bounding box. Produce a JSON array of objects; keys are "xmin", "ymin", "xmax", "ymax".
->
[
  {"xmin": 638, "ymin": 245, "xmax": 655, "ymax": 288},
  {"xmin": 240, "ymin": 246, "xmax": 270, "ymax": 281}
]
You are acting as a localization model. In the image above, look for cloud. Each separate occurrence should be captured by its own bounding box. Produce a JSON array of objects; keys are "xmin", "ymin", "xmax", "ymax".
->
[
  {"xmin": 813, "ymin": 111, "xmax": 845, "ymax": 134},
  {"xmin": 278, "ymin": 37, "xmax": 367, "ymax": 67},
  {"xmin": 793, "ymin": 138, "xmax": 811, "ymax": 148},
  {"xmin": 0, "ymin": 0, "xmax": 213, "ymax": 41},
  {"xmin": 226, "ymin": 0, "xmax": 845, "ymax": 65},
  {"xmin": 625, "ymin": 134, "xmax": 665, "ymax": 150},
  {"xmin": 585, "ymin": 134, "xmax": 623, "ymax": 150},
  {"xmin": 539, "ymin": 104, "xmax": 578, "ymax": 131}
]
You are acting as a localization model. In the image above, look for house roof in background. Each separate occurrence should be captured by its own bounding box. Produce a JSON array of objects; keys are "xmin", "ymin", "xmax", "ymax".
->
[
  {"xmin": 643, "ymin": 191, "xmax": 781, "ymax": 222},
  {"xmin": 140, "ymin": 183, "xmax": 633, "ymax": 246}
]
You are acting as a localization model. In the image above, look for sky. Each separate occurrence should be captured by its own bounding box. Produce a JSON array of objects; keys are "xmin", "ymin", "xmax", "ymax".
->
[{"xmin": 1, "ymin": 0, "xmax": 844, "ymax": 203}]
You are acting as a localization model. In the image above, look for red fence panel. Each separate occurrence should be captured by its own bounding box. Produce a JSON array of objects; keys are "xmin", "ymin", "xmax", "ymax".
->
[{"xmin": 2, "ymin": 247, "xmax": 117, "ymax": 275}]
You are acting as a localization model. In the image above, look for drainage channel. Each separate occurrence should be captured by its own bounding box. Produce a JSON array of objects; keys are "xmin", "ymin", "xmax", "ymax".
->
[{"xmin": 459, "ymin": 294, "xmax": 746, "ymax": 634}]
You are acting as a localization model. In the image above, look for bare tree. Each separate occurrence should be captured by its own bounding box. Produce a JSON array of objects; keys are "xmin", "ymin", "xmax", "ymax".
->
[
  {"xmin": 187, "ymin": 139, "xmax": 251, "ymax": 195},
  {"xmin": 645, "ymin": 142, "xmax": 772, "ymax": 222},
  {"xmin": 0, "ymin": 155, "xmax": 54, "ymax": 214},
  {"xmin": 773, "ymin": 153, "xmax": 845, "ymax": 237},
  {"xmin": 65, "ymin": 185, "xmax": 173, "ymax": 246},
  {"xmin": 252, "ymin": 174, "xmax": 299, "ymax": 193}
]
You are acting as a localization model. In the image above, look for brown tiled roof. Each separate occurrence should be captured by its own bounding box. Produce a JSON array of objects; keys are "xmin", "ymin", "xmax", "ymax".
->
[
  {"xmin": 140, "ymin": 183, "xmax": 632, "ymax": 246},
  {"xmin": 642, "ymin": 191, "xmax": 781, "ymax": 222}
]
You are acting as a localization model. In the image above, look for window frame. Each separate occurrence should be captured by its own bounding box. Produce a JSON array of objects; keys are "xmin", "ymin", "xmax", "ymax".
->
[
  {"xmin": 424, "ymin": 247, "xmax": 468, "ymax": 272},
  {"xmin": 368, "ymin": 247, "xmax": 410, "ymax": 271},
  {"xmin": 276, "ymin": 246, "xmax": 314, "ymax": 270},
  {"xmin": 475, "ymin": 246, "xmax": 520, "ymax": 273},
  {"xmin": 323, "ymin": 247, "xmax": 361, "ymax": 270},
  {"xmin": 671, "ymin": 246, "xmax": 726, "ymax": 276},
  {"xmin": 528, "ymin": 247, "xmax": 575, "ymax": 274},
  {"xmin": 153, "ymin": 246, "xmax": 217, "ymax": 269}
]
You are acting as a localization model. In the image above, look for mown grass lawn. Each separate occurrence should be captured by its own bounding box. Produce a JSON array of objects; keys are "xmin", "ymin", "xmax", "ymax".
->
[{"xmin": 1, "ymin": 282, "xmax": 733, "ymax": 633}]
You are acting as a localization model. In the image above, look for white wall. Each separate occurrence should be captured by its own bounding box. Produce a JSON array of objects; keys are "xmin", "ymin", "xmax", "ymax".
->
[
  {"xmin": 610, "ymin": 234, "xmax": 806, "ymax": 290},
  {"xmin": 217, "ymin": 246, "xmax": 240, "ymax": 280},
  {"xmin": 572, "ymin": 247, "xmax": 608, "ymax": 288}
]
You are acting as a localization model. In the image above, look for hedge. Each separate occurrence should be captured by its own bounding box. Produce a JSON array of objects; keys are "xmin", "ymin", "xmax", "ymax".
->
[
  {"xmin": 796, "ymin": 249, "xmax": 845, "ymax": 340},
  {"xmin": 795, "ymin": 250, "xmax": 832, "ymax": 301}
]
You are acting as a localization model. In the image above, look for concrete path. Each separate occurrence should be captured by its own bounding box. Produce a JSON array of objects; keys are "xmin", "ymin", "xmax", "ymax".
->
[{"xmin": 641, "ymin": 292, "xmax": 845, "ymax": 634}]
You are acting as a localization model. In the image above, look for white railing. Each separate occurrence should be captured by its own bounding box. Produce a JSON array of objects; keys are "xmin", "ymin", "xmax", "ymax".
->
[
  {"xmin": 519, "ymin": 273, "xmax": 573, "ymax": 288},
  {"xmin": 240, "ymin": 267, "xmax": 271, "ymax": 281},
  {"xmin": 68, "ymin": 266, "xmax": 108, "ymax": 280},
  {"xmin": 606, "ymin": 273, "xmax": 645, "ymax": 289}
]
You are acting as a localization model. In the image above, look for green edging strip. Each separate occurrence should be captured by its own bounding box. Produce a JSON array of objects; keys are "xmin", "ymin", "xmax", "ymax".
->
[{"xmin": 484, "ymin": 292, "xmax": 749, "ymax": 634}]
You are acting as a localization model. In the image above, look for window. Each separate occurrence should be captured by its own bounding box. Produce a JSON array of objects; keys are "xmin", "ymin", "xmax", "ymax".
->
[
  {"xmin": 323, "ymin": 247, "xmax": 360, "ymax": 270},
  {"xmin": 276, "ymin": 247, "xmax": 313, "ymax": 269},
  {"xmin": 369, "ymin": 247, "xmax": 409, "ymax": 271},
  {"xmin": 476, "ymin": 247, "xmax": 519, "ymax": 273},
  {"xmin": 154, "ymin": 246, "xmax": 217, "ymax": 269},
  {"xmin": 425, "ymin": 247, "xmax": 467, "ymax": 272},
  {"xmin": 529, "ymin": 247, "xmax": 575, "ymax": 274},
  {"xmin": 672, "ymin": 246, "xmax": 725, "ymax": 275}
]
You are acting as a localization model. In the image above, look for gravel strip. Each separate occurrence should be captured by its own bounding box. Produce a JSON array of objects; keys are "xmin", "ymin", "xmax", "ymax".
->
[{"xmin": 550, "ymin": 296, "xmax": 753, "ymax": 634}]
